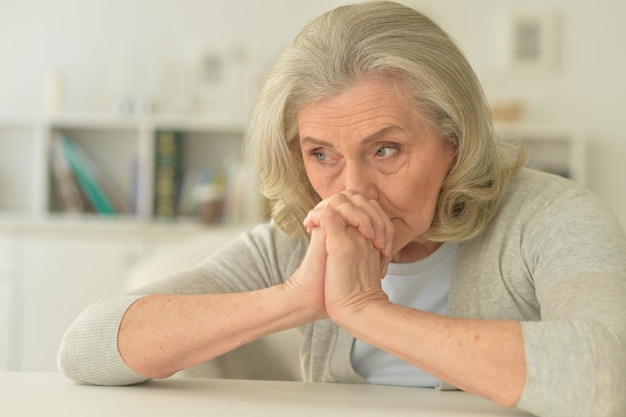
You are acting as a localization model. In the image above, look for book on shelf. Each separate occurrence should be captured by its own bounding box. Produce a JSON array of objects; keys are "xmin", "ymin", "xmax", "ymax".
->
[
  {"xmin": 153, "ymin": 130, "xmax": 184, "ymax": 219},
  {"xmin": 73, "ymin": 139, "xmax": 130, "ymax": 214},
  {"xmin": 50, "ymin": 135, "xmax": 84, "ymax": 213},
  {"xmin": 51, "ymin": 133, "xmax": 130, "ymax": 216}
]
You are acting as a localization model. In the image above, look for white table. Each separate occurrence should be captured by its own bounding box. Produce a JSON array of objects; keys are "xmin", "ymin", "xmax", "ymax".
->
[{"xmin": 0, "ymin": 371, "xmax": 533, "ymax": 417}]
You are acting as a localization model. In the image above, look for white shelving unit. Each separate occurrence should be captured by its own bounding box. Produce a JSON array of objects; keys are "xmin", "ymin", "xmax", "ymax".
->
[
  {"xmin": 0, "ymin": 115, "xmax": 587, "ymax": 225},
  {"xmin": 0, "ymin": 113, "xmax": 261, "ymax": 225},
  {"xmin": 0, "ymin": 113, "xmax": 261, "ymax": 372}
]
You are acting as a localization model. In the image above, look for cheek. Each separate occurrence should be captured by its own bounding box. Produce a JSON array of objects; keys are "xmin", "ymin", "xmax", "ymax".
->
[
  {"xmin": 383, "ymin": 165, "xmax": 442, "ymax": 220},
  {"xmin": 304, "ymin": 163, "xmax": 335, "ymax": 199}
]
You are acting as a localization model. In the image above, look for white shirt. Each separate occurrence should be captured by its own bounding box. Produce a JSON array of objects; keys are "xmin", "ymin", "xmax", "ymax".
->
[{"xmin": 351, "ymin": 242, "xmax": 459, "ymax": 387}]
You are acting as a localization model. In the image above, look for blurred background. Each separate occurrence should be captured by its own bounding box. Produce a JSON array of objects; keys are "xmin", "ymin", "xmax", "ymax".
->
[{"xmin": 0, "ymin": 0, "xmax": 624, "ymax": 374}]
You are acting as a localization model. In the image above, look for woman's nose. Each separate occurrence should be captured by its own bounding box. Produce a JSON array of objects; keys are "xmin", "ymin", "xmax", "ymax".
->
[{"xmin": 344, "ymin": 160, "xmax": 379, "ymax": 200}]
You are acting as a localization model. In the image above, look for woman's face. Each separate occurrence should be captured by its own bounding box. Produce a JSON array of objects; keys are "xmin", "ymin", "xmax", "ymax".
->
[{"xmin": 297, "ymin": 76, "xmax": 456, "ymax": 262}]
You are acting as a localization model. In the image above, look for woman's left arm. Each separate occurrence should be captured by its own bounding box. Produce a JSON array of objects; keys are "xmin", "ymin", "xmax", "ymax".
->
[
  {"xmin": 331, "ymin": 298, "xmax": 526, "ymax": 407},
  {"xmin": 513, "ymin": 189, "xmax": 626, "ymax": 417},
  {"xmin": 307, "ymin": 188, "xmax": 626, "ymax": 417},
  {"xmin": 309, "ymin": 209, "xmax": 526, "ymax": 408}
]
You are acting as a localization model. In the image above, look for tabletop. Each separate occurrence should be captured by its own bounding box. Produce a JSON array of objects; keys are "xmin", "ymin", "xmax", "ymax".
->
[{"xmin": 0, "ymin": 371, "xmax": 533, "ymax": 417}]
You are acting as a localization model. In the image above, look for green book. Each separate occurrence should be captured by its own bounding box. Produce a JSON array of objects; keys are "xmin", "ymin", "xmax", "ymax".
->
[
  {"xmin": 60, "ymin": 136, "xmax": 116, "ymax": 215},
  {"xmin": 153, "ymin": 130, "xmax": 183, "ymax": 218}
]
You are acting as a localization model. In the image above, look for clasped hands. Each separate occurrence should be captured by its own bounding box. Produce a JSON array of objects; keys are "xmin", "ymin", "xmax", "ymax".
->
[{"xmin": 289, "ymin": 190, "xmax": 395, "ymax": 323}]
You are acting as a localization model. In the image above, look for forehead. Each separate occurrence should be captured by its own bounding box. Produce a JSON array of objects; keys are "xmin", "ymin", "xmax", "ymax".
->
[
  {"xmin": 297, "ymin": 76, "xmax": 420, "ymax": 133},
  {"xmin": 300, "ymin": 76, "xmax": 412, "ymax": 113}
]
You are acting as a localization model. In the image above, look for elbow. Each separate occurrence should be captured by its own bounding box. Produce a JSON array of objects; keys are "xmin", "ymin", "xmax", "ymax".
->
[
  {"xmin": 483, "ymin": 367, "xmax": 526, "ymax": 409},
  {"xmin": 492, "ymin": 395, "xmax": 520, "ymax": 410},
  {"xmin": 489, "ymin": 387, "xmax": 523, "ymax": 410},
  {"xmin": 134, "ymin": 364, "xmax": 178, "ymax": 380}
]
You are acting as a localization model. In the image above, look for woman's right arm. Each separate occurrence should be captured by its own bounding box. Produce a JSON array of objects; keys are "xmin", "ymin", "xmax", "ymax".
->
[
  {"xmin": 58, "ymin": 224, "xmax": 328, "ymax": 385},
  {"xmin": 117, "ymin": 280, "xmax": 324, "ymax": 380}
]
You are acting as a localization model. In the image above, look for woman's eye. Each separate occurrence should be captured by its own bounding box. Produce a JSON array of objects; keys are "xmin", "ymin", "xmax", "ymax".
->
[
  {"xmin": 313, "ymin": 150, "xmax": 328, "ymax": 162},
  {"xmin": 376, "ymin": 146, "xmax": 396, "ymax": 157}
]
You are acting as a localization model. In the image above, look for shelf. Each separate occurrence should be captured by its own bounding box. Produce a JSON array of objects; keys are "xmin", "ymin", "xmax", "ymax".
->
[
  {"xmin": 0, "ymin": 113, "xmax": 262, "ymax": 229},
  {"xmin": 42, "ymin": 113, "xmax": 246, "ymax": 131}
]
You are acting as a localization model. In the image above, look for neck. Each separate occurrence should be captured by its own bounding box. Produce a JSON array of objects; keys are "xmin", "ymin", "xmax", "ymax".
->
[{"xmin": 392, "ymin": 240, "xmax": 443, "ymax": 263}]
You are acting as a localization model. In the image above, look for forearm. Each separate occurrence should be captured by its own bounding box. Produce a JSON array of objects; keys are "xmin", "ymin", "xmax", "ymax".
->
[
  {"xmin": 334, "ymin": 301, "xmax": 526, "ymax": 407},
  {"xmin": 118, "ymin": 284, "xmax": 322, "ymax": 379}
]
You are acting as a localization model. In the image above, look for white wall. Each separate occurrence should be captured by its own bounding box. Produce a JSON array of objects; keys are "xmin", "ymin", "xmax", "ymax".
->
[
  {"xmin": 1, "ymin": 0, "xmax": 624, "ymax": 227},
  {"xmin": 416, "ymin": 0, "xmax": 626, "ymax": 228},
  {"xmin": 0, "ymin": 0, "xmax": 362, "ymax": 117}
]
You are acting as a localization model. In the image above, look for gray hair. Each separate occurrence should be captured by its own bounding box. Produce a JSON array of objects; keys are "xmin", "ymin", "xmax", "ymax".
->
[{"xmin": 246, "ymin": 0, "xmax": 525, "ymax": 241}]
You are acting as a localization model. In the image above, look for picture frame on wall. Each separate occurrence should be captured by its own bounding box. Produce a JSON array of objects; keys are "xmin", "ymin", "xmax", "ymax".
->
[{"xmin": 507, "ymin": 11, "xmax": 560, "ymax": 76}]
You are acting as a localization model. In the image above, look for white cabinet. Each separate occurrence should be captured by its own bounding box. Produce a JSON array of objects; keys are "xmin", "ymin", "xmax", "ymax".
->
[
  {"xmin": 15, "ymin": 228, "xmax": 144, "ymax": 371},
  {"xmin": 3, "ymin": 221, "xmax": 209, "ymax": 372},
  {"xmin": 0, "ymin": 233, "xmax": 15, "ymax": 370}
]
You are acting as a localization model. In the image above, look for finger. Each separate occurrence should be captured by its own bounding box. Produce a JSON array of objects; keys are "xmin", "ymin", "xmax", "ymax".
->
[
  {"xmin": 380, "ymin": 251, "xmax": 392, "ymax": 278},
  {"xmin": 341, "ymin": 191, "xmax": 394, "ymax": 256},
  {"xmin": 303, "ymin": 199, "xmax": 327, "ymax": 232},
  {"xmin": 304, "ymin": 194, "xmax": 375, "ymax": 241},
  {"xmin": 303, "ymin": 192, "xmax": 394, "ymax": 256},
  {"xmin": 290, "ymin": 226, "xmax": 328, "ymax": 315},
  {"xmin": 340, "ymin": 191, "xmax": 385, "ymax": 251},
  {"xmin": 331, "ymin": 191, "xmax": 393, "ymax": 255},
  {"xmin": 364, "ymin": 198, "xmax": 394, "ymax": 256}
]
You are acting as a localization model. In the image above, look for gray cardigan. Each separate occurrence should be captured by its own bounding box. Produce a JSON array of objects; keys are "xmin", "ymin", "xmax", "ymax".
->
[{"xmin": 58, "ymin": 169, "xmax": 626, "ymax": 417}]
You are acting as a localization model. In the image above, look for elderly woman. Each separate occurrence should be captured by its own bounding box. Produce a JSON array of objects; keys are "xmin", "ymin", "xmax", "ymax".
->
[{"xmin": 58, "ymin": 2, "xmax": 626, "ymax": 417}]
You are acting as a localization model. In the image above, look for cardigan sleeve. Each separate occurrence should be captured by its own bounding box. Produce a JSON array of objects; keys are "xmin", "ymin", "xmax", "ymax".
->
[
  {"xmin": 57, "ymin": 295, "xmax": 149, "ymax": 385},
  {"xmin": 449, "ymin": 171, "xmax": 626, "ymax": 416},
  {"xmin": 516, "ymin": 184, "xmax": 626, "ymax": 417}
]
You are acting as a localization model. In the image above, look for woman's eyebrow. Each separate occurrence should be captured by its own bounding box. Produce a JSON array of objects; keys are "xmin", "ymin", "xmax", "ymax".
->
[
  {"xmin": 299, "ymin": 135, "xmax": 333, "ymax": 147},
  {"xmin": 360, "ymin": 125, "xmax": 403, "ymax": 144},
  {"xmin": 300, "ymin": 125, "xmax": 403, "ymax": 147}
]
